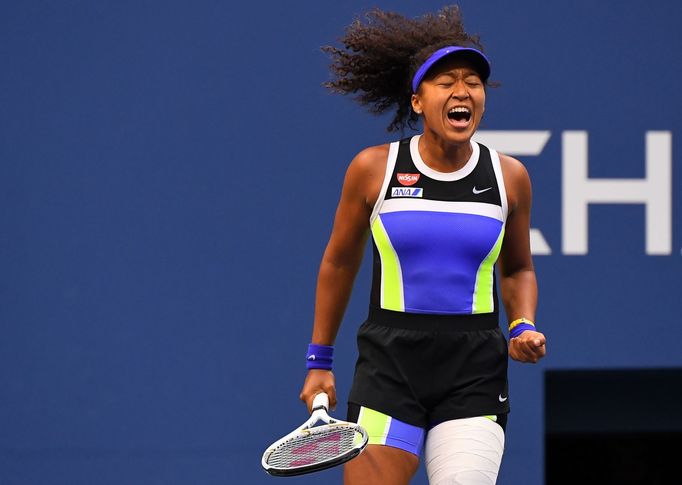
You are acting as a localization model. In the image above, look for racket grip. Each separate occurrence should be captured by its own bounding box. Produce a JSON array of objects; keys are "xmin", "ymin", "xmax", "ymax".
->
[{"xmin": 312, "ymin": 392, "xmax": 329, "ymax": 411}]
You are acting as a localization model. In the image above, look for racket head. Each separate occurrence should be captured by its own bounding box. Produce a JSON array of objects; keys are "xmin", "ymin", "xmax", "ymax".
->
[
  {"xmin": 261, "ymin": 393, "xmax": 369, "ymax": 476},
  {"xmin": 262, "ymin": 421, "xmax": 368, "ymax": 477}
]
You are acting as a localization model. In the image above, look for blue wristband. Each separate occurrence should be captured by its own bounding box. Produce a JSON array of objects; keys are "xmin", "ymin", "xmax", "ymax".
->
[
  {"xmin": 509, "ymin": 323, "xmax": 536, "ymax": 339},
  {"xmin": 306, "ymin": 343, "xmax": 334, "ymax": 370}
]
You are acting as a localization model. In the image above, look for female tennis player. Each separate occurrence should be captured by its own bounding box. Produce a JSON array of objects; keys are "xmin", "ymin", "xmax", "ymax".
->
[{"xmin": 300, "ymin": 6, "xmax": 546, "ymax": 484}]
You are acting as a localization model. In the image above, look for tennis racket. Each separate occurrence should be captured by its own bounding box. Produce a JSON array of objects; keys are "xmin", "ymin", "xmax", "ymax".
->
[{"xmin": 261, "ymin": 393, "xmax": 369, "ymax": 477}]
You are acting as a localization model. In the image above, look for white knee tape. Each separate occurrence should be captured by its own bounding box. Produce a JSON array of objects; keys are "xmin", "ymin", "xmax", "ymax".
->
[{"xmin": 425, "ymin": 417, "xmax": 505, "ymax": 485}]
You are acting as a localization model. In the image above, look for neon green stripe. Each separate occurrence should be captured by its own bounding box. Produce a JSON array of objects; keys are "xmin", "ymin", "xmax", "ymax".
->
[
  {"xmin": 371, "ymin": 217, "xmax": 403, "ymax": 311},
  {"xmin": 357, "ymin": 407, "xmax": 390, "ymax": 445},
  {"xmin": 473, "ymin": 227, "xmax": 505, "ymax": 313}
]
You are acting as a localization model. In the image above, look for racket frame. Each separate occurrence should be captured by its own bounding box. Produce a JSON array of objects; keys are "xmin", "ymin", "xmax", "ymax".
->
[{"xmin": 261, "ymin": 393, "xmax": 369, "ymax": 476}]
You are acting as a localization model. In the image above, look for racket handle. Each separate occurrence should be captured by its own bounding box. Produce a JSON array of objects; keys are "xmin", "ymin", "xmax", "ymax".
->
[{"xmin": 312, "ymin": 392, "xmax": 329, "ymax": 411}]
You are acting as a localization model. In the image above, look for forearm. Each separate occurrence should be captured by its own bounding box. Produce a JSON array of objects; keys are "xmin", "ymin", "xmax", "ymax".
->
[
  {"xmin": 500, "ymin": 267, "xmax": 538, "ymax": 323},
  {"xmin": 310, "ymin": 255, "xmax": 362, "ymax": 345}
]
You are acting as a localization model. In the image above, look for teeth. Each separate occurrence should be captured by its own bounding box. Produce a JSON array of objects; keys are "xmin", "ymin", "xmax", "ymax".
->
[{"xmin": 449, "ymin": 107, "xmax": 470, "ymax": 114}]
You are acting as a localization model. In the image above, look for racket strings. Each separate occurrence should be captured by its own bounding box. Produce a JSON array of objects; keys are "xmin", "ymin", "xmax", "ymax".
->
[{"xmin": 266, "ymin": 426, "xmax": 360, "ymax": 469}]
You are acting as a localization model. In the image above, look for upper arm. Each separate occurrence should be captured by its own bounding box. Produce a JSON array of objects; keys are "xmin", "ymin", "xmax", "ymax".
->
[
  {"xmin": 322, "ymin": 145, "xmax": 388, "ymax": 267},
  {"xmin": 498, "ymin": 154, "xmax": 534, "ymax": 276}
]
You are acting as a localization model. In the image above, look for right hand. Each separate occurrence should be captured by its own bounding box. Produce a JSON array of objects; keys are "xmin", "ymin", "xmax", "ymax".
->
[{"xmin": 299, "ymin": 369, "xmax": 336, "ymax": 413}]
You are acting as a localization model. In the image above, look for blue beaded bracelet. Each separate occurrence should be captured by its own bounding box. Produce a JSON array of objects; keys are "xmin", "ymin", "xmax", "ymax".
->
[{"xmin": 306, "ymin": 343, "xmax": 334, "ymax": 370}]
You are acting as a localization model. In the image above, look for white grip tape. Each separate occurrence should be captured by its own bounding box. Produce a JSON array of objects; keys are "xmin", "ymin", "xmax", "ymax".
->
[{"xmin": 312, "ymin": 392, "xmax": 329, "ymax": 411}]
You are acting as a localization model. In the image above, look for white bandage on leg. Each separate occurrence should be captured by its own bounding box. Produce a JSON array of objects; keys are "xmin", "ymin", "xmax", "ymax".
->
[{"xmin": 425, "ymin": 417, "xmax": 505, "ymax": 485}]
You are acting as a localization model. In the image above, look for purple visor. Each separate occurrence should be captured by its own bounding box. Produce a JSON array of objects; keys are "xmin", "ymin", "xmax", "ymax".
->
[{"xmin": 412, "ymin": 46, "xmax": 491, "ymax": 93}]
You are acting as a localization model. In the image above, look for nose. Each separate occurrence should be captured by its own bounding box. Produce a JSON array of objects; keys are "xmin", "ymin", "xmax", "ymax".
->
[{"xmin": 451, "ymin": 79, "xmax": 469, "ymax": 100}]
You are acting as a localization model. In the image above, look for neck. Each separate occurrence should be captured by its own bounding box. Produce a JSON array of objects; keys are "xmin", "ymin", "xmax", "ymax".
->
[{"xmin": 418, "ymin": 129, "xmax": 473, "ymax": 172}]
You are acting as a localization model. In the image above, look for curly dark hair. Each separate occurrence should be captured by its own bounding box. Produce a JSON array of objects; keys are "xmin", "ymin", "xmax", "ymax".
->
[{"xmin": 322, "ymin": 5, "xmax": 487, "ymax": 132}]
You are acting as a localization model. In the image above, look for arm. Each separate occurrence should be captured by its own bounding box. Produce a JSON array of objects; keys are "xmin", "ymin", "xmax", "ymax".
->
[
  {"xmin": 299, "ymin": 145, "xmax": 387, "ymax": 411},
  {"xmin": 498, "ymin": 154, "xmax": 546, "ymax": 364}
]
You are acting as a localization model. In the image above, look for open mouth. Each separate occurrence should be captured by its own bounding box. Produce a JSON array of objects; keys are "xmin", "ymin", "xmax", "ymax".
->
[{"xmin": 447, "ymin": 106, "xmax": 472, "ymax": 123}]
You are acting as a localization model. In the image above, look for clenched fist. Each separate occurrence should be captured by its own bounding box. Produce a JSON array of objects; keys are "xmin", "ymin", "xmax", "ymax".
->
[{"xmin": 509, "ymin": 330, "xmax": 546, "ymax": 363}]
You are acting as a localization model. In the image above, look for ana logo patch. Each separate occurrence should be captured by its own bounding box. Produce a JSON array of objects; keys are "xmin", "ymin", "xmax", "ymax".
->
[
  {"xmin": 397, "ymin": 173, "xmax": 421, "ymax": 186},
  {"xmin": 391, "ymin": 187, "xmax": 423, "ymax": 198}
]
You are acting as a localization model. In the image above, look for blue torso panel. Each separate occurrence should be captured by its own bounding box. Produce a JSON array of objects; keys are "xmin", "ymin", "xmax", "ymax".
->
[{"xmin": 369, "ymin": 135, "xmax": 508, "ymax": 315}]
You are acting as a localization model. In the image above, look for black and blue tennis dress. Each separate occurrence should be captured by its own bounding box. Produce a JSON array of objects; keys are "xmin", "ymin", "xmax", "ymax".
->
[{"xmin": 348, "ymin": 134, "xmax": 511, "ymax": 433}]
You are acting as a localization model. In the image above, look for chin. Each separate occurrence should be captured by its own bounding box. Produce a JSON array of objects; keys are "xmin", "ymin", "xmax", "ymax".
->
[{"xmin": 443, "ymin": 128, "xmax": 475, "ymax": 144}]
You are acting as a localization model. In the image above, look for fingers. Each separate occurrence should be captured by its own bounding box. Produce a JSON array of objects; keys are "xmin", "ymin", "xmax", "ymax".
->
[
  {"xmin": 328, "ymin": 388, "xmax": 338, "ymax": 411},
  {"xmin": 532, "ymin": 334, "xmax": 546, "ymax": 348},
  {"xmin": 303, "ymin": 388, "xmax": 337, "ymax": 412},
  {"xmin": 509, "ymin": 331, "xmax": 546, "ymax": 364},
  {"xmin": 510, "ymin": 339, "xmax": 537, "ymax": 362},
  {"xmin": 300, "ymin": 369, "xmax": 337, "ymax": 412}
]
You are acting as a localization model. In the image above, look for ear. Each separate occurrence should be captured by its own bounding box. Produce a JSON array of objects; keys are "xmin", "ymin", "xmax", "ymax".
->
[{"xmin": 411, "ymin": 94, "xmax": 422, "ymax": 115}]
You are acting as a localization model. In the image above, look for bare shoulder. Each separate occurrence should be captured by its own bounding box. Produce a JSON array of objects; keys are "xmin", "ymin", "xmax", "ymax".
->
[
  {"xmin": 348, "ymin": 144, "xmax": 390, "ymax": 176},
  {"xmin": 498, "ymin": 153, "xmax": 532, "ymax": 211},
  {"xmin": 344, "ymin": 144, "xmax": 390, "ymax": 208},
  {"xmin": 499, "ymin": 153, "xmax": 530, "ymax": 182}
]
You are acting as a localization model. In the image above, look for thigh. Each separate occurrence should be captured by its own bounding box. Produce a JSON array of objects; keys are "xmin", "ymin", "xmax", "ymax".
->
[
  {"xmin": 425, "ymin": 417, "xmax": 505, "ymax": 485},
  {"xmin": 344, "ymin": 444, "xmax": 419, "ymax": 485}
]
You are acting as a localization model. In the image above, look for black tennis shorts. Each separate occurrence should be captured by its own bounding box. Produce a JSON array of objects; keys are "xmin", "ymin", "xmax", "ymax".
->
[{"xmin": 348, "ymin": 307, "xmax": 510, "ymax": 429}]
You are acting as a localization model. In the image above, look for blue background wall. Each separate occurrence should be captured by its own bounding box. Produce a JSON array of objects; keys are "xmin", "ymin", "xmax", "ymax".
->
[{"xmin": 1, "ymin": 1, "xmax": 679, "ymax": 483}]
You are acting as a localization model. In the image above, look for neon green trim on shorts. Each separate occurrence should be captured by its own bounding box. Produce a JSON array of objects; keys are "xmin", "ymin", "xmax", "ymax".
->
[
  {"xmin": 472, "ymin": 227, "xmax": 505, "ymax": 313},
  {"xmin": 357, "ymin": 406, "xmax": 391, "ymax": 446},
  {"xmin": 371, "ymin": 216, "xmax": 404, "ymax": 311}
]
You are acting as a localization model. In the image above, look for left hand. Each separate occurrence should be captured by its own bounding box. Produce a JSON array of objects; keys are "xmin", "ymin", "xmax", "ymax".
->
[{"xmin": 509, "ymin": 330, "xmax": 546, "ymax": 363}]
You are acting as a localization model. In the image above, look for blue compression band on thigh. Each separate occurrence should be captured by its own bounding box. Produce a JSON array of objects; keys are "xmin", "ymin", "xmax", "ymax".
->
[
  {"xmin": 356, "ymin": 406, "xmax": 425, "ymax": 456},
  {"xmin": 306, "ymin": 343, "xmax": 333, "ymax": 370}
]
